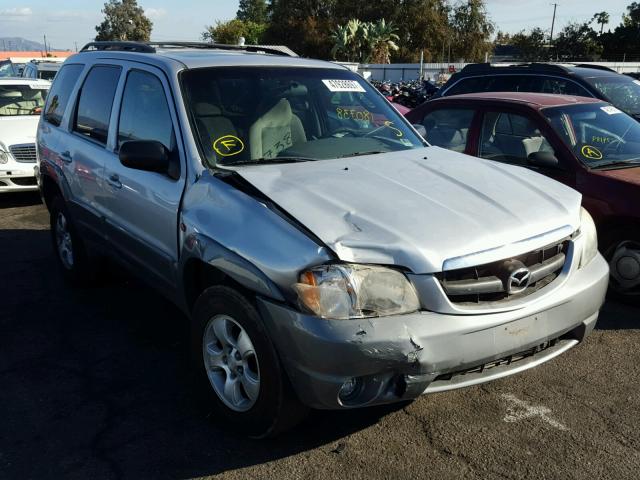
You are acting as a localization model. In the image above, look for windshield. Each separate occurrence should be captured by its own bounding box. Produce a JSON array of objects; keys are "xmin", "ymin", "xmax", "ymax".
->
[
  {"xmin": 585, "ymin": 76, "xmax": 640, "ymax": 116},
  {"xmin": 38, "ymin": 70, "xmax": 58, "ymax": 81},
  {"xmin": 181, "ymin": 67, "xmax": 424, "ymax": 166},
  {"xmin": 0, "ymin": 84, "xmax": 49, "ymax": 116},
  {"xmin": 544, "ymin": 102, "xmax": 640, "ymax": 168},
  {"xmin": 0, "ymin": 61, "xmax": 17, "ymax": 78}
]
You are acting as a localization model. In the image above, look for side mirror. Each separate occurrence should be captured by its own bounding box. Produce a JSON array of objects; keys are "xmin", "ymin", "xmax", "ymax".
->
[
  {"xmin": 119, "ymin": 140, "xmax": 170, "ymax": 174},
  {"xmin": 413, "ymin": 124, "xmax": 427, "ymax": 138},
  {"xmin": 528, "ymin": 151, "xmax": 560, "ymax": 169}
]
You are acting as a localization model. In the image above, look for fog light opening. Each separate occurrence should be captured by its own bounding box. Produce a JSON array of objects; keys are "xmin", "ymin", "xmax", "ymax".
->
[{"xmin": 338, "ymin": 377, "xmax": 361, "ymax": 402}]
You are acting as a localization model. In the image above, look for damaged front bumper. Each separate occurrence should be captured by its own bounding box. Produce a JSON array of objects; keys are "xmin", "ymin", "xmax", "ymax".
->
[{"xmin": 257, "ymin": 253, "xmax": 609, "ymax": 410}]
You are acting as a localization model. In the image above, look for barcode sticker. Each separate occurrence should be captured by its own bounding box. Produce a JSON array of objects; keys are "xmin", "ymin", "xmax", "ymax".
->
[
  {"xmin": 322, "ymin": 79, "xmax": 366, "ymax": 92},
  {"xmin": 601, "ymin": 106, "xmax": 622, "ymax": 115}
]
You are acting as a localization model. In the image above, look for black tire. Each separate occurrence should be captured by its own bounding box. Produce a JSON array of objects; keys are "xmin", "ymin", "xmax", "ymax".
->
[
  {"xmin": 191, "ymin": 286, "xmax": 308, "ymax": 438},
  {"xmin": 601, "ymin": 227, "xmax": 640, "ymax": 305},
  {"xmin": 49, "ymin": 196, "xmax": 97, "ymax": 285}
]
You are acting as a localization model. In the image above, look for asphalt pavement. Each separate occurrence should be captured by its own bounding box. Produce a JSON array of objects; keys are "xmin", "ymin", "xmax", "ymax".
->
[{"xmin": 1, "ymin": 192, "xmax": 639, "ymax": 479}]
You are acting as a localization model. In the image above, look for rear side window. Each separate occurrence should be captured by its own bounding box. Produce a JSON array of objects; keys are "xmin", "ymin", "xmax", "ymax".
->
[
  {"xmin": 73, "ymin": 65, "xmax": 121, "ymax": 144},
  {"xmin": 43, "ymin": 63, "xmax": 84, "ymax": 126},
  {"xmin": 117, "ymin": 70, "xmax": 174, "ymax": 150},
  {"xmin": 422, "ymin": 108, "xmax": 474, "ymax": 152}
]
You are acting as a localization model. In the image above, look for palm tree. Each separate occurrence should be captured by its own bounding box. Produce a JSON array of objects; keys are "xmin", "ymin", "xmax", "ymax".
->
[
  {"xmin": 368, "ymin": 19, "xmax": 400, "ymax": 64},
  {"xmin": 593, "ymin": 11, "xmax": 610, "ymax": 35},
  {"xmin": 330, "ymin": 24, "xmax": 351, "ymax": 61}
]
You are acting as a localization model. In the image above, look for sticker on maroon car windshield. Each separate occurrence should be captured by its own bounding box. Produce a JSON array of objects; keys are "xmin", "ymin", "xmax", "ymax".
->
[
  {"xmin": 322, "ymin": 79, "xmax": 366, "ymax": 93},
  {"xmin": 581, "ymin": 145, "xmax": 603, "ymax": 160},
  {"xmin": 601, "ymin": 106, "xmax": 622, "ymax": 115}
]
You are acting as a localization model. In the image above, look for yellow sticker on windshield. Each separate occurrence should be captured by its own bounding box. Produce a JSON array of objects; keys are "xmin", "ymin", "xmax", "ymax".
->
[
  {"xmin": 581, "ymin": 145, "xmax": 603, "ymax": 160},
  {"xmin": 213, "ymin": 135, "xmax": 245, "ymax": 157},
  {"xmin": 384, "ymin": 121, "xmax": 403, "ymax": 138}
]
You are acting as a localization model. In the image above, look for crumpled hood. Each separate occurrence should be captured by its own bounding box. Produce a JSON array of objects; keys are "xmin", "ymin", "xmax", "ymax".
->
[
  {"xmin": 236, "ymin": 147, "xmax": 582, "ymax": 273},
  {"xmin": 0, "ymin": 116, "xmax": 40, "ymax": 147}
]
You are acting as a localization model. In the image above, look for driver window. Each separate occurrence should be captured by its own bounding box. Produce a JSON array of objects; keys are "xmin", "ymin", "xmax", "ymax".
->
[
  {"xmin": 479, "ymin": 111, "xmax": 555, "ymax": 166},
  {"xmin": 421, "ymin": 108, "xmax": 474, "ymax": 152}
]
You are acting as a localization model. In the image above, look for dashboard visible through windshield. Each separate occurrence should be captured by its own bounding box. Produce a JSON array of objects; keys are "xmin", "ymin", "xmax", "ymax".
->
[{"xmin": 181, "ymin": 67, "xmax": 424, "ymax": 166}]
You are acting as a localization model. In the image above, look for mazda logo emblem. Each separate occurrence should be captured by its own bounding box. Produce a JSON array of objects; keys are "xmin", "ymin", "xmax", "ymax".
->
[{"xmin": 507, "ymin": 267, "xmax": 531, "ymax": 294}]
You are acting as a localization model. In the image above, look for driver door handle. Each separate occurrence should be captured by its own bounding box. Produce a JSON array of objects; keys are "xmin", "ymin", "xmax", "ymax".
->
[
  {"xmin": 60, "ymin": 151, "xmax": 72, "ymax": 164},
  {"xmin": 107, "ymin": 173, "xmax": 122, "ymax": 189}
]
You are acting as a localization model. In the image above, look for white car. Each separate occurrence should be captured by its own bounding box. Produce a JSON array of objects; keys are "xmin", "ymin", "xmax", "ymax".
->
[{"xmin": 0, "ymin": 77, "xmax": 50, "ymax": 192}]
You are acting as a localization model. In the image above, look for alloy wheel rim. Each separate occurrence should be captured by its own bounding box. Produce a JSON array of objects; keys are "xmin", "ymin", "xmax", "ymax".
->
[
  {"xmin": 55, "ymin": 212, "xmax": 74, "ymax": 270},
  {"xmin": 202, "ymin": 314, "xmax": 260, "ymax": 412}
]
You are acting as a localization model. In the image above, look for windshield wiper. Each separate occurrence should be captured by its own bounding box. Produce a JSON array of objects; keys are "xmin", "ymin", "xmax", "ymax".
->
[
  {"xmin": 591, "ymin": 159, "xmax": 640, "ymax": 169},
  {"xmin": 228, "ymin": 156, "xmax": 315, "ymax": 166},
  {"xmin": 337, "ymin": 150, "xmax": 386, "ymax": 158}
]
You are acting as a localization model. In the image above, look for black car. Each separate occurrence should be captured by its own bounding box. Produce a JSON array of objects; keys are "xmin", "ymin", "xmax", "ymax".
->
[{"xmin": 434, "ymin": 63, "xmax": 640, "ymax": 120}]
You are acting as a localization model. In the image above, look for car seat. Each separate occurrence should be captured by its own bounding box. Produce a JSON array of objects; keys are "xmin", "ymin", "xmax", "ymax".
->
[{"xmin": 248, "ymin": 98, "xmax": 306, "ymax": 159}]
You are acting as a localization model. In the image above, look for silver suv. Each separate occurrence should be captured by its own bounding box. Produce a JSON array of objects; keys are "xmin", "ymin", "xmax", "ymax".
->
[{"xmin": 37, "ymin": 41, "xmax": 609, "ymax": 437}]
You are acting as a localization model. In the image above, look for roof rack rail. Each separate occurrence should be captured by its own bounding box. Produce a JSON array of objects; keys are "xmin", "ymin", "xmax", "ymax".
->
[
  {"xmin": 80, "ymin": 41, "xmax": 295, "ymax": 57},
  {"xmin": 461, "ymin": 63, "xmax": 572, "ymax": 74},
  {"xmin": 147, "ymin": 41, "xmax": 295, "ymax": 57},
  {"xmin": 81, "ymin": 41, "xmax": 156, "ymax": 53},
  {"xmin": 571, "ymin": 63, "xmax": 617, "ymax": 73}
]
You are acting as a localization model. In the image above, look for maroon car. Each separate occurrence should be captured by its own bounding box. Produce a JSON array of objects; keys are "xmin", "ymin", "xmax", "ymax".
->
[{"xmin": 406, "ymin": 92, "xmax": 640, "ymax": 301}]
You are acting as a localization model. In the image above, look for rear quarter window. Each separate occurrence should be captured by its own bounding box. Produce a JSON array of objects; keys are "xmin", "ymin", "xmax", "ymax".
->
[
  {"xmin": 73, "ymin": 65, "xmax": 121, "ymax": 144},
  {"xmin": 44, "ymin": 63, "xmax": 84, "ymax": 127}
]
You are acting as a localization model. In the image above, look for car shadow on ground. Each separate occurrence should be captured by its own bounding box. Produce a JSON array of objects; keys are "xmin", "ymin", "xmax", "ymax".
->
[
  {"xmin": 597, "ymin": 301, "xmax": 639, "ymax": 330},
  {"xmin": 0, "ymin": 191, "xmax": 41, "ymax": 209},
  {"xmin": 0, "ymin": 227, "xmax": 406, "ymax": 479}
]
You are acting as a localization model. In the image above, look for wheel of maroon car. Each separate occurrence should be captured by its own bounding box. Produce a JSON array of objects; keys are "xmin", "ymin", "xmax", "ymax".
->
[
  {"xmin": 191, "ymin": 285, "xmax": 308, "ymax": 438},
  {"xmin": 602, "ymin": 228, "xmax": 640, "ymax": 304}
]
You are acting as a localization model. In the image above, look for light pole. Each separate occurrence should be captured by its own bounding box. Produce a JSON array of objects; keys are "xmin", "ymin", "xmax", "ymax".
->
[{"xmin": 550, "ymin": 3, "xmax": 559, "ymax": 42}]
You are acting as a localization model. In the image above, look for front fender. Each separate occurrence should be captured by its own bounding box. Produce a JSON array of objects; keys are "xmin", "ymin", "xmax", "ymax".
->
[{"xmin": 178, "ymin": 171, "xmax": 334, "ymax": 305}]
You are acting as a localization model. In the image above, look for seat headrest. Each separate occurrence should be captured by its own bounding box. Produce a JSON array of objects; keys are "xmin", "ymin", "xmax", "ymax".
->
[
  {"xmin": 256, "ymin": 98, "xmax": 293, "ymax": 128},
  {"xmin": 195, "ymin": 103, "xmax": 222, "ymax": 117}
]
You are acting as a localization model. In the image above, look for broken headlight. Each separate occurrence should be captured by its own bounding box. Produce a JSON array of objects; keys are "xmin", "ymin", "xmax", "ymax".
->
[
  {"xmin": 294, "ymin": 264, "xmax": 420, "ymax": 320},
  {"xmin": 579, "ymin": 207, "xmax": 598, "ymax": 269}
]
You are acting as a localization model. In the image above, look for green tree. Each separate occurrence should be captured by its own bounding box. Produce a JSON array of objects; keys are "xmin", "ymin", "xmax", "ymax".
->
[
  {"xmin": 95, "ymin": 0, "xmax": 152, "ymax": 41},
  {"xmin": 553, "ymin": 22, "xmax": 602, "ymax": 60},
  {"xmin": 266, "ymin": 0, "xmax": 337, "ymax": 58},
  {"xmin": 592, "ymin": 11, "xmax": 610, "ymax": 35},
  {"xmin": 510, "ymin": 27, "xmax": 548, "ymax": 61},
  {"xmin": 237, "ymin": 0, "xmax": 269, "ymax": 24},
  {"xmin": 368, "ymin": 19, "xmax": 400, "ymax": 63},
  {"xmin": 450, "ymin": 0, "xmax": 495, "ymax": 62},
  {"xmin": 202, "ymin": 19, "xmax": 267, "ymax": 45}
]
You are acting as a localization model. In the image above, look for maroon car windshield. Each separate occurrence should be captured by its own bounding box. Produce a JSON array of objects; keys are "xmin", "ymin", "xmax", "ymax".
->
[{"xmin": 543, "ymin": 102, "xmax": 640, "ymax": 169}]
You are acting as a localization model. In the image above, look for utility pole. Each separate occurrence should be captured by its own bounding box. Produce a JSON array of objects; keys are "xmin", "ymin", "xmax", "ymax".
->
[
  {"xmin": 550, "ymin": 3, "xmax": 559, "ymax": 42},
  {"xmin": 43, "ymin": 34, "xmax": 48, "ymax": 55}
]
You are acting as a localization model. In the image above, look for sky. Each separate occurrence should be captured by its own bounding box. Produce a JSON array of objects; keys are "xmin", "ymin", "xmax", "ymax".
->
[{"xmin": 0, "ymin": 0, "xmax": 634, "ymax": 51}]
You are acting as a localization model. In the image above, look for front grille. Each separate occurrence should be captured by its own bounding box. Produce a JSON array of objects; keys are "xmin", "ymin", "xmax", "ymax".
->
[
  {"xmin": 11, "ymin": 177, "xmax": 37, "ymax": 186},
  {"xmin": 434, "ymin": 338, "xmax": 559, "ymax": 382},
  {"xmin": 438, "ymin": 240, "xmax": 568, "ymax": 305},
  {"xmin": 9, "ymin": 144, "xmax": 37, "ymax": 163}
]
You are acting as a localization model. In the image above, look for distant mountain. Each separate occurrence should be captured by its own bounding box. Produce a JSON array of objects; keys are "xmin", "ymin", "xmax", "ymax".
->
[{"xmin": 0, "ymin": 37, "xmax": 63, "ymax": 52}]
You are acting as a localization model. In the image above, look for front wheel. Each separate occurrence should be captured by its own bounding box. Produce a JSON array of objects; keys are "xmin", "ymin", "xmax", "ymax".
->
[
  {"xmin": 602, "ymin": 228, "xmax": 640, "ymax": 304},
  {"xmin": 191, "ymin": 286, "xmax": 307, "ymax": 437}
]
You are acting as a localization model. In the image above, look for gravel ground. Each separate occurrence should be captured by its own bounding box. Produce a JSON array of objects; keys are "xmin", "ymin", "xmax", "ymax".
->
[{"xmin": 1, "ymin": 192, "xmax": 639, "ymax": 480}]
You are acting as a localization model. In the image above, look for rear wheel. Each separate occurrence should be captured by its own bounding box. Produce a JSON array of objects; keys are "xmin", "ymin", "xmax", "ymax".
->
[
  {"xmin": 49, "ymin": 196, "xmax": 97, "ymax": 285},
  {"xmin": 191, "ymin": 286, "xmax": 307, "ymax": 438},
  {"xmin": 602, "ymin": 228, "xmax": 640, "ymax": 304}
]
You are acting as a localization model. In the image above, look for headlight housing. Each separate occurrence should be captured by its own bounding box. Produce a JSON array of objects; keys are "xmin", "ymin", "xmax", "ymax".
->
[
  {"xmin": 579, "ymin": 207, "xmax": 598, "ymax": 268},
  {"xmin": 293, "ymin": 264, "xmax": 420, "ymax": 320},
  {"xmin": 0, "ymin": 142, "xmax": 10, "ymax": 164}
]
